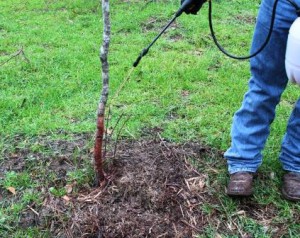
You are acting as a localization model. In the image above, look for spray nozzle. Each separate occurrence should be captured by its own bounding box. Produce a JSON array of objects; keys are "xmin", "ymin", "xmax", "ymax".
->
[{"xmin": 133, "ymin": 48, "xmax": 149, "ymax": 67}]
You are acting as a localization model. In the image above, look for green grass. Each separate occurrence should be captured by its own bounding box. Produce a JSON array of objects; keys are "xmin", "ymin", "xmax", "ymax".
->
[{"xmin": 1, "ymin": 0, "xmax": 300, "ymax": 236}]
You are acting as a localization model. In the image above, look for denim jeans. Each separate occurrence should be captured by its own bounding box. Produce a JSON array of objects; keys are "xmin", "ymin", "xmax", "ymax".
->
[{"xmin": 224, "ymin": 0, "xmax": 300, "ymax": 174}]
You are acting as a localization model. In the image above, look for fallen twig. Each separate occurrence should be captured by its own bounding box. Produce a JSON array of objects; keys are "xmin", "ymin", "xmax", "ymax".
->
[
  {"xmin": 180, "ymin": 219, "xmax": 202, "ymax": 232},
  {"xmin": 0, "ymin": 47, "xmax": 30, "ymax": 67},
  {"xmin": 26, "ymin": 205, "xmax": 39, "ymax": 216}
]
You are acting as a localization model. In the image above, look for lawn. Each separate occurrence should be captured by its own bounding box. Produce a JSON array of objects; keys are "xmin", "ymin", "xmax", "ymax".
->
[{"xmin": 1, "ymin": 0, "xmax": 300, "ymax": 237}]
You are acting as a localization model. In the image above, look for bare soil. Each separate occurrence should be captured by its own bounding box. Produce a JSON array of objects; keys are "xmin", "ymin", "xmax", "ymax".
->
[
  {"xmin": 58, "ymin": 140, "xmax": 214, "ymax": 237},
  {"xmin": 0, "ymin": 133, "xmax": 292, "ymax": 237}
]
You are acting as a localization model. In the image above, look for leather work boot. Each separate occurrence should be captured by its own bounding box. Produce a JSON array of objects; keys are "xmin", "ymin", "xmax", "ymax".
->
[
  {"xmin": 282, "ymin": 172, "xmax": 300, "ymax": 201},
  {"xmin": 227, "ymin": 172, "xmax": 254, "ymax": 197}
]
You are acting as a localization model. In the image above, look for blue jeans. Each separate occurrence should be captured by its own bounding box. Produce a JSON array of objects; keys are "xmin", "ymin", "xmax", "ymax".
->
[{"xmin": 224, "ymin": 0, "xmax": 300, "ymax": 174}]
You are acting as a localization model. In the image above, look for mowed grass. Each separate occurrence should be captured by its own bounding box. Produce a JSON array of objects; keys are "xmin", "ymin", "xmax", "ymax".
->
[{"xmin": 1, "ymin": 0, "xmax": 300, "ymax": 236}]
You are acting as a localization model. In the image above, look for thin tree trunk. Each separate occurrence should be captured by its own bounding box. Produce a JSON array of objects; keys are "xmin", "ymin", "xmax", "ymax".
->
[{"xmin": 94, "ymin": 0, "xmax": 111, "ymax": 186}]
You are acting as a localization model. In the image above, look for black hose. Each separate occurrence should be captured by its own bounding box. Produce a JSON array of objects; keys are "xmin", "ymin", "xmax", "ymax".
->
[
  {"xmin": 286, "ymin": 0, "xmax": 300, "ymax": 16},
  {"xmin": 208, "ymin": 0, "xmax": 279, "ymax": 60}
]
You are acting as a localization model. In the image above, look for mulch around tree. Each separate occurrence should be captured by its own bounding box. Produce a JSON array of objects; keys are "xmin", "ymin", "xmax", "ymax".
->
[{"xmin": 41, "ymin": 139, "xmax": 218, "ymax": 237}]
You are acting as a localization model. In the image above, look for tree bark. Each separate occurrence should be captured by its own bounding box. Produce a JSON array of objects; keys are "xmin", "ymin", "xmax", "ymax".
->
[{"xmin": 94, "ymin": 0, "xmax": 111, "ymax": 186}]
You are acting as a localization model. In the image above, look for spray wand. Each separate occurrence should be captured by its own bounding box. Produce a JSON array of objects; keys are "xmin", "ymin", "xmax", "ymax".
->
[{"xmin": 133, "ymin": 0, "xmax": 204, "ymax": 67}]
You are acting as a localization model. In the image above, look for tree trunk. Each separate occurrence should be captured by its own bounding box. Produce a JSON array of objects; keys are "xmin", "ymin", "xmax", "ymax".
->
[{"xmin": 93, "ymin": 0, "xmax": 111, "ymax": 186}]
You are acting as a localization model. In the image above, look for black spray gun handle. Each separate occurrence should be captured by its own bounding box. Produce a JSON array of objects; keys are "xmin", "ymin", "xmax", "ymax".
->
[
  {"xmin": 133, "ymin": 0, "xmax": 200, "ymax": 67},
  {"xmin": 177, "ymin": 0, "xmax": 198, "ymax": 17}
]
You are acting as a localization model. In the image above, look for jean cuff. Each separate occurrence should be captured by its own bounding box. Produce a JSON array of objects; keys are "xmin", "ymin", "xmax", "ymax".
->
[
  {"xmin": 282, "ymin": 166, "xmax": 300, "ymax": 173},
  {"xmin": 228, "ymin": 166, "xmax": 257, "ymax": 175}
]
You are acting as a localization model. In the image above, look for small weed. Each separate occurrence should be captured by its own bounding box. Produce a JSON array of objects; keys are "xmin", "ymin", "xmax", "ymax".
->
[
  {"xmin": 22, "ymin": 190, "xmax": 41, "ymax": 204},
  {"xmin": 67, "ymin": 168, "xmax": 91, "ymax": 186},
  {"xmin": 49, "ymin": 187, "xmax": 66, "ymax": 197},
  {"xmin": 11, "ymin": 203, "xmax": 24, "ymax": 216},
  {"xmin": 1, "ymin": 171, "xmax": 33, "ymax": 189},
  {"xmin": 0, "ymin": 211, "xmax": 12, "ymax": 231}
]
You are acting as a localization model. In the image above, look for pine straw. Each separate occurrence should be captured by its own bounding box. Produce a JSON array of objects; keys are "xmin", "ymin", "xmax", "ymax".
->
[{"xmin": 39, "ymin": 139, "xmax": 218, "ymax": 237}]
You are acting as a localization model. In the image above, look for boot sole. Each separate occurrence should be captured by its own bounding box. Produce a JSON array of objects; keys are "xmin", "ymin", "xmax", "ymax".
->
[
  {"xmin": 226, "ymin": 189, "xmax": 253, "ymax": 197},
  {"xmin": 282, "ymin": 187, "xmax": 300, "ymax": 202}
]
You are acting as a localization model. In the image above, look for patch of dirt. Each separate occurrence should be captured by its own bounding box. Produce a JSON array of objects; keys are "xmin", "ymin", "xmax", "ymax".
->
[
  {"xmin": 0, "ymin": 132, "xmax": 91, "ymax": 176},
  {"xmin": 39, "ymin": 139, "xmax": 216, "ymax": 237},
  {"xmin": 1, "ymin": 133, "xmax": 296, "ymax": 237},
  {"xmin": 141, "ymin": 17, "xmax": 181, "ymax": 34},
  {"xmin": 234, "ymin": 14, "xmax": 256, "ymax": 24}
]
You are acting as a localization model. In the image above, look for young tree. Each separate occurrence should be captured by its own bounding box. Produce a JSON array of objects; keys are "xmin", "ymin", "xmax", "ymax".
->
[{"xmin": 94, "ymin": 0, "xmax": 110, "ymax": 186}]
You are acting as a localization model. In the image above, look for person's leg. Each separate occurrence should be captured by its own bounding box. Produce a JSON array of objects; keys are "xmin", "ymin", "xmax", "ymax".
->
[
  {"xmin": 280, "ymin": 98, "xmax": 300, "ymax": 173},
  {"xmin": 225, "ymin": 0, "xmax": 297, "ymax": 175},
  {"xmin": 280, "ymin": 99, "xmax": 300, "ymax": 201}
]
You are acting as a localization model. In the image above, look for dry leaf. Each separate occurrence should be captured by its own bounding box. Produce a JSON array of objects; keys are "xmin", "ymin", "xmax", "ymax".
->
[
  {"xmin": 215, "ymin": 233, "xmax": 222, "ymax": 238},
  {"xmin": 65, "ymin": 184, "xmax": 73, "ymax": 194},
  {"xmin": 106, "ymin": 129, "xmax": 113, "ymax": 135},
  {"xmin": 10, "ymin": 153, "xmax": 19, "ymax": 158},
  {"xmin": 181, "ymin": 90, "xmax": 190, "ymax": 97},
  {"xmin": 233, "ymin": 210, "xmax": 246, "ymax": 216},
  {"xmin": 198, "ymin": 180, "xmax": 205, "ymax": 190},
  {"xmin": 7, "ymin": 186, "xmax": 16, "ymax": 195},
  {"xmin": 62, "ymin": 195, "xmax": 70, "ymax": 202}
]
